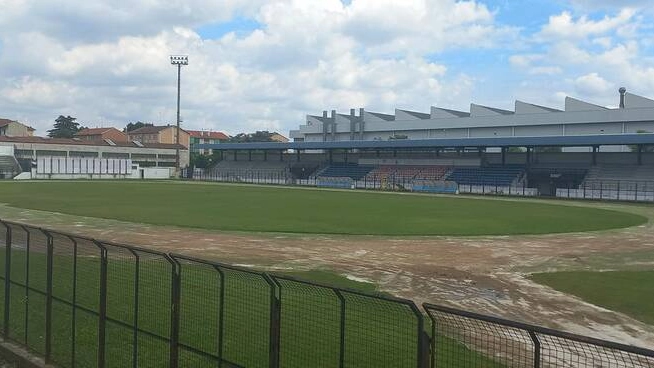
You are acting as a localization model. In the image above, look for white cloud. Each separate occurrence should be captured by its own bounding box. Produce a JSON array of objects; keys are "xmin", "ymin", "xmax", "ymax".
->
[
  {"xmin": 0, "ymin": 0, "xmax": 266, "ymax": 45},
  {"xmin": 0, "ymin": 0, "xmax": 510, "ymax": 136},
  {"xmin": 528, "ymin": 66, "xmax": 562, "ymax": 75},
  {"xmin": 538, "ymin": 9, "xmax": 636, "ymax": 41},
  {"xmin": 574, "ymin": 72, "xmax": 612, "ymax": 95},
  {"xmin": 3, "ymin": 0, "xmax": 654, "ymax": 138}
]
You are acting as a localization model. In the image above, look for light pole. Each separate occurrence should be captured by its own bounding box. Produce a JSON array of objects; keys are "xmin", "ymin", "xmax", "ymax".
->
[{"xmin": 170, "ymin": 55, "xmax": 188, "ymax": 177}]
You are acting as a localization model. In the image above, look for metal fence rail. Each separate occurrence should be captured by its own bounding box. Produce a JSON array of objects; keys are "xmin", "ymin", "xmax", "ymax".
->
[
  {"xmin": 0, "ymin": 220, "xmax": 653, "ymax": 367},
  {"xmin": 184, "ymin": 169, "xmax": 537, "ymax": 198},
  {"xmin": 424, "ymin": 303, "xmax": 654, "ymax": 368}
]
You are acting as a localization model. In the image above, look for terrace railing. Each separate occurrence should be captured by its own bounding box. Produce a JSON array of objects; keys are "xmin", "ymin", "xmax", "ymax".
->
[
  {"xmin": 0, "ymin": 219, "xmax": 653, "ymax": 367},
  {"xmin": 184, "ymin": 168, "xmax": 537, "ymax": 198}
]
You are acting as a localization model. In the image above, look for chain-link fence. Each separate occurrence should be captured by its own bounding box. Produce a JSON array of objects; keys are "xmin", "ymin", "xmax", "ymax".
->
[{"xmin": 0, "ymin": 220, "xmax": 653, "ymax": 368}]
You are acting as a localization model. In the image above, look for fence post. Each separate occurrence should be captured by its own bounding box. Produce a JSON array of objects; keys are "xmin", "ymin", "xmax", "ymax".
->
[
  {"xmin": 43, "ymin": 230, "xmax": 54, "ymax": 363},
  {"xmin": 20, "ymin": 226, "xmax": 30, "ymax": 347},
  {"xmin": 528, "ymin": 330, "xmax": 541, "ymax": 368},
  {"xmin": 214, "ymin": 266, "xmax": 226, "ymax": 367},
  {"xmin": 66, "ymin": 236, "xmax": 78, "ymax": 368},
  {"xmin": 127, "ymin": 249, "xmax": 140, "ymax": 368},
  {"xmin": 96, "ymin": 242, "xmax": 108, "ymax": 368},
  {"xmin": 410, "ymin": 305, "xmax": 430, "ymax": 368},
  {"xmin": 334, "ymin": 289, "xmax": 346, "ymax": 368},
  {"xmin": 263, "ymin": 274, "xmax": 280, "ymax": 368},
  {"xmin": 169, "ymin": 257, "xmax": 181, "ymax": 368},
  {"xmin": 3, "ymin": 222, "xmax": 11, "ymax": 338}
]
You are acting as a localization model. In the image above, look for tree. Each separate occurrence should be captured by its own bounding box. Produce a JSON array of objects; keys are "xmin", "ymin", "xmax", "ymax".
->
[
  {"xmin": 228, "ymin": 131, "xmax": 274, "ymax": 143},
  {"xmin": 48, "ymin": 115, "xmax": 84, "ymax": 138},
  {"xmin": 535, "ymin": 146, "xmax": 562, "ymax": 153},
  {"xmin": 124, "ymin": 121, "xmax": 153, "ymax": 132},
  {"xmin": 629, "ymin": 130, "xmax": 654, "ymax": 153},
  {"xmin": 190, "ymin": 152, "xmax": 212, "ymax": 168}
]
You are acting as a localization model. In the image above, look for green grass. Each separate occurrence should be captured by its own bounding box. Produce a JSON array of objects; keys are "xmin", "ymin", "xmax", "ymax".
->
[
  {"xmin": 0, "ymin": 247, "xmax": 504, "ymax": 368},
  {"xmin": 530, "ymin": 271, "xmax": 654, "ymax": 325},
  {"xmin": 0, "ymin": 181, "xmax": 647, "ymax": 235}
]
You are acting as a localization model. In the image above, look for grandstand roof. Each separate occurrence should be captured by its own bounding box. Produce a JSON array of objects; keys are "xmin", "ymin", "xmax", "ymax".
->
[{"xmin": 198, "ymin": 133, "xmax": 654, "ymax": 151}]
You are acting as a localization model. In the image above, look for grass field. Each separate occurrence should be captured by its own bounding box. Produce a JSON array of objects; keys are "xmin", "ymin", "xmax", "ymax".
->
[
  {"xmin": 0, "ymin": 181, "xmax": 646, "ymax": 235},
  {"xmin": 530, "ymin": 271, "xmax": 654, "ymax": 325}
]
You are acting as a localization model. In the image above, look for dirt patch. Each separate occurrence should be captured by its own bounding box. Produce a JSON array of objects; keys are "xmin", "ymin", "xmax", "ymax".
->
[{"xmin": 1, "ymin": 199, "xmax": 653, "ymax": 348}]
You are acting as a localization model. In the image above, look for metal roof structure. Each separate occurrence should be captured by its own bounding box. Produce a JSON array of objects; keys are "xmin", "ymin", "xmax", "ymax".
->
[{"xmin": 197, "ymin": 133, "xmax": 654, "ymax": 151}]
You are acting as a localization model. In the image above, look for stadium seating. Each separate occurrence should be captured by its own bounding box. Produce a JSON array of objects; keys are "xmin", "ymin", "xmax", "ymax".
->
[
  {"xmin": 414, "ymin": 166, "xmax": 450, "ymax": 180},
  {"xmin": 0, "ymin": 155, "xmax": 20, "ymax": 179},
  {"xmin": 583, "ymin": 164, "xmax": 654, "ymax": 183},
  {"xmin": 527, "ymin": 167, "xmax": 588, "ymax": 189},
  {"xmin": 364, "ymin": 165, "xmax": 451, "ymax": 181},
  {"xmin": 290, "ymin": 162, "xmax": 321, "ymax": 179},
  {"xmin": 445, "ymin": 165, "xmax": 524, "ymax": 186},
  {"xmin": 317, "ymin": 163, "xmax": 375, "ymax": 180},
  {"xmin": 211, "ymin": 160, "xmax": 290, "ymax": 177}
]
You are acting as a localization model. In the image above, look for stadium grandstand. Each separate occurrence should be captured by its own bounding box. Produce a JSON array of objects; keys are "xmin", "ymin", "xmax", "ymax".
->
[
  {"xmin": 0, "ymin": 136, "xmax": 189, "ymax": 179},
  {"xmin": 190, "ymin": 88, "xmax": 654, "ymax": 201}
]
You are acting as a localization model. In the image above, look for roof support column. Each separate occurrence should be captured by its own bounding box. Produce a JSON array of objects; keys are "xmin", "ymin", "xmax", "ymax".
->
[
  {"xmin": 233, "ymin": 150, "xmax": 237, "ymax": 161},
  {"xmin": 637, "ymin": 145, "xmax": 643, "ymax": 165},
  {"xmin": 296, "ymin": 149, "xmax": 301, "ymax": 162},
  {"xmin": 393, "ymin": 149, "xmax": 397, "ymax": 158},
  {"xmin": 526, "ymin": 147, "xmax": 531, "ymax": 167},
  {"xmin": 344, "ymin": 149, "xmax": 348, "ymax": 163},
  {"xmin": 248, "ymin": 150, "xmax": 252, "ymax": 162},
  {"xmin": 263, "ymin": 150, "xmax": 267, "ymax": 161},
  {"xmin": 329, "ymin": 149, "xmax": 333, "ymax": 164},
  {"xmin": 279, "ymin": 150, "xmax": 283, "ymax": 162},
  {"xmin": 592, "ymin": 146, "xmax": 598, "ymax": 166},
  {"xmin": 501, "ymin": 147, "xmax": 507, "ymax": 166},
  {"xmin": 375, "ymin": 149, "xmax": 380, "ymax": 158}
]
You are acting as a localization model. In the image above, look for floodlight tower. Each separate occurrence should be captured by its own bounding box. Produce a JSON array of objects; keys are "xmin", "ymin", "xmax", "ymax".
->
[{"xmin": 170, "ymin": 55, "xmax": 188, "ymax": 176}]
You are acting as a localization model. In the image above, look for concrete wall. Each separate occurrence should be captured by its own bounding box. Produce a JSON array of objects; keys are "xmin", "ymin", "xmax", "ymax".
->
[
  {"xmin": 2, "ymin": 141, "xmax": 189, "ymax": 168},
  {"xmin": 3, "ymin": 122, "xmax": 33, "ymax": 137}
]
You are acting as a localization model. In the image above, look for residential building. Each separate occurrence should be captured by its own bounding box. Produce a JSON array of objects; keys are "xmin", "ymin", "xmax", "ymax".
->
[
  {"xmin": 127, "ymin": 125, "xmax": 190, "ymax": 148},
  {"xmin": 0, "ymin": 118, "xmax": 35, "ymax": 137},
  {"xmin": 188, "ymin": 130, "xmax": 229, "ymax": 154},
  {"xmin": 75, "ymin": 127, "xmax": 128, "ymax": 142},
  {"xmin": 270, "ymin": 132, "xmax": 289, "ymax": 143}
]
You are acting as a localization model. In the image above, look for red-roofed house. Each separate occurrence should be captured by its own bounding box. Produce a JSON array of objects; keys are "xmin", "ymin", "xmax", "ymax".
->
[
  {"xmin": 0, "ymin": 118, "xmax": 35, "ymax": 137},
  {"xmin": 127, "ymin": 125, "xmax": 190, "ymax": 148},
  {"xmin": 187, "ymin": 130, "xmax": 230, "ymax": 154},
  {"xmin": 74, "ymin": 127, "xmax": 128, "ymax": 142}
]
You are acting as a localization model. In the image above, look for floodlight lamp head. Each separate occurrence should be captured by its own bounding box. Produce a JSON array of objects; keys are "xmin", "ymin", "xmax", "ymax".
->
[{"xmin": 170, "ymin": 55, "xmax": 189, "ymax": 65}]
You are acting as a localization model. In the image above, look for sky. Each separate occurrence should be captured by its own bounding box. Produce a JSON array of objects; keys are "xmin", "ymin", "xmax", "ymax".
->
[{"xmin": 1, "ymin": 0, "xmax": 653, "ymax": 136}]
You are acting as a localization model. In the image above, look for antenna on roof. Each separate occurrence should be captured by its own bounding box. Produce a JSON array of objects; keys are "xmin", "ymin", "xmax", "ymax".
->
[{"xmin": 619, "ymin": 87, "xmax": 626, "ymax": 109}]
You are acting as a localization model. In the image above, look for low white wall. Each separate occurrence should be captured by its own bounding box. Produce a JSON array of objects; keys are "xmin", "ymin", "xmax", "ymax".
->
[
  {"xmin": 13, "ymin": 172, "xmax": 32, "ymax": 180},
  {"xmin": 556, "ymin": 188, "xmax": 654, "ymax": 202},
  {"xmin": 141, "ymin": 168, "xmax": 173, "ymax": 179}
]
